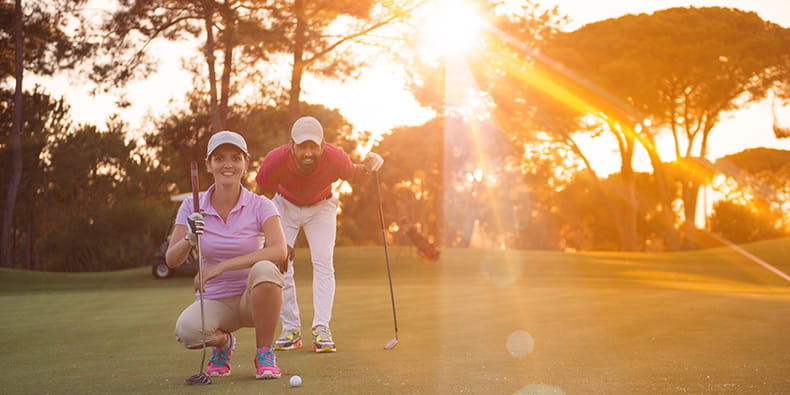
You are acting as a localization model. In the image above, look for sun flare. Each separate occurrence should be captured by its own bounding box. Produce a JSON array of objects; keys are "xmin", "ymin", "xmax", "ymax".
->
[{"xmin": 416, "ymin": 0, "xmax": 484, "ymax": 60}]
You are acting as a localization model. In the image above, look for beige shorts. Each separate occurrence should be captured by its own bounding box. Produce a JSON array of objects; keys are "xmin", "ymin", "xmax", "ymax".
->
[{"xmin": 174, "ymin": 261, "xmax": 284, "ymax": 349}]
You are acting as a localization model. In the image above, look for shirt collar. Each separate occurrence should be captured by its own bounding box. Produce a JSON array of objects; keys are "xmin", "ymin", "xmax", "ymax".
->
[{"xmin": 199, "ymin": 184, "xmax": 252, "ymax": 216}]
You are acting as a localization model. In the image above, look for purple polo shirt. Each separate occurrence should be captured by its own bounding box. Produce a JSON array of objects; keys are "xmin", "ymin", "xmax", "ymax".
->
[{"xmin": 175, "ymin": 184, "xmax": 280, "ymax": 300}]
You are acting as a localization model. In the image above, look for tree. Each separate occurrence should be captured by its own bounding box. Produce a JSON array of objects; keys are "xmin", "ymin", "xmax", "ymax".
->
[
  {"xmin": 709, "ymin": 200, "xmax": 786, "ymax": 243},
  {"xmin": 97, "ymin": 1, "xmax": 417, "ymax": 131},
  {"xmin": 1, "ymin": 0, "xmax": 91, "ymax": 267},
  {"xmin": 0, "ymin": 88, "xmax": 70, "ymax": 268},
  {"xmin": 41, "ymin": 122, "xmax": 173, "ymax": 271},
  {"xmin": 542, "ymin": 7, "xmax": 790, "ymax": 249},
  {"xmin": 96, "ymin": 0, "xmax": 287, "ymax": 132},
  {"xmin": 1, "ymin": 0, "xmax": 24, "ymax": 269},
  {"xmin": 712, "ymin": 148, "xmax": 790, "ymax": 234},
  {"xmin": 357, "ymin": 119, "xmax": 444, "ymax": 246},
  {"xmin": 282, "ymin": 0, "xmax": 421, "ymax": 121},
  {"xmin": 393, "ymin": 0, "xmax": 567, "ymax": 248}
]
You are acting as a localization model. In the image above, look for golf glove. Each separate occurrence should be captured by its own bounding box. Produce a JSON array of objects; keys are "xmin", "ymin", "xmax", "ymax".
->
[
  {"xmin": 185, "ymin": 212, "xmax": 205, "ymax": 246},
  {"xmin": 363, "ymin": 152, "xmax": 384, "ymax": 172}
]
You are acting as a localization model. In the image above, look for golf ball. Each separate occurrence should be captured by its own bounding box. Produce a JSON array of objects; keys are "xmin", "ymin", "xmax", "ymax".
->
[{"xmin": 290, "ymin": 375, "xmax": 302, "ymax": 387}]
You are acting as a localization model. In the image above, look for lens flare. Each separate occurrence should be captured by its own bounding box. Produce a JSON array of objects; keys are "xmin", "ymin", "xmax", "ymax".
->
[
  {"xmin": 514, "ymin": 383, "xmax": 566, "ymax": 395},
  {"xmin": 506, "ymin": 330, "xmax": 535, "ymax": 358}
]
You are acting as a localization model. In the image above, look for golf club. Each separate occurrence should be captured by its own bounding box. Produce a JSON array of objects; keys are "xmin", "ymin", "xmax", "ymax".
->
[
  {"xmin": 185, "ymin": 161, "xmax": 211, "ymax": 385},
  {"xmin": 374, "ymin": 171, "xmax": 399, "ymax": 350}
]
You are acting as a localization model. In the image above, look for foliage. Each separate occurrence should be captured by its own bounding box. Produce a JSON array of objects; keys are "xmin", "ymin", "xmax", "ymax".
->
[
  {"xmin": 709, "ymin": 200, "xmax": 786, "ymax": 243},
  {"xmin": 0, "ymin": 0, "xmax": 93, "ymax": 80},
  {"xmin": 95, "ymin": 0, "xmax": 414, "ymax": 128},
  {"xmin": 148, "ymin": 91, "xmax": 358, "ymax": 195},
  {"xmin": 541, "ymin": 7, "xmax": 790, "ymax": 249},
  {"xmin": 1, "ymin": 88, "xmax": 173, "ymax": 270},
  {"xmin": 712, "ymin": 148, "xmax": 790, "ymax": 234},
  {"xmin": 339, "ymin": 118, "xmax": 445, "ymax": 246},
  {"xmin": 0, "ymin": 87, "xmax": 70, "ymax": 268}
]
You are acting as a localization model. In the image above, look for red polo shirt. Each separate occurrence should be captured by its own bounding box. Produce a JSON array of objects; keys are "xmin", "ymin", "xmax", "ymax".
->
[{"xmin": 255, "ymin": 143, "xmax": 355, "ymax": 205}]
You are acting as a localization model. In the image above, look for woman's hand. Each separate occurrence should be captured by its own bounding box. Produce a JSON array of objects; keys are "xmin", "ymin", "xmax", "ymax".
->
[
  {"xmin": 276, "ymin": 245, "xmax": 294, "ymax": 274},
  {"xmin": 193, "ymin": 263, "xmax": 225, "ymax": 292}
]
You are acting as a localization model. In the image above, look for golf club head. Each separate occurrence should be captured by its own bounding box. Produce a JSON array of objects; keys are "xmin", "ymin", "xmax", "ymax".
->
[
  {"xmin": 384, "ymin": 338, "xmax": 399, "ymax": 350},
  {"xmin": 185, "ymin": 372, "xmax": 212, "ymax": 385}
]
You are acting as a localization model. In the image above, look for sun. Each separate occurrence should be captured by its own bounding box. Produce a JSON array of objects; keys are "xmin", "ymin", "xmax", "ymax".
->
[{"xmin": 415, "ymin": 0, "xmax": 484, "ymax": 61}]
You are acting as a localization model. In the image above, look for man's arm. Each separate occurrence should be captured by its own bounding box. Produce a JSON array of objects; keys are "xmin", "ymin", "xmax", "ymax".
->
[
  {"xmin": 350, "ymin": 152, "xmax": 384, "ymax": 184},
  {"xmin": 256, "ymin": 184, "xmax": 276, "ymax": 199}
]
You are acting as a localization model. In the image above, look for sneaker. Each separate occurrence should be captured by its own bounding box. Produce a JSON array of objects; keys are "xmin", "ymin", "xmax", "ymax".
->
[
  {"xmin": 274, "ymin": 328, "xmax": 302, "ymax": 350},
  {"xmin": 312, "ymin": 326, "xmax": 336, "ymax": 353},
  {"xmin": 255, "ymin": 347, "xmax": 281, "ymax": 379},
  {"xmin": 206, "ymin": 333, "xmax": 235, "ymax": 377}
]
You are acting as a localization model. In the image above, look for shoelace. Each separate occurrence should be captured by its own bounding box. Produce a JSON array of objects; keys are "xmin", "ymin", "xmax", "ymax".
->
[
  {"xmin": 315, "ymin": 327, "xmax": 333, "ymax": 341},
  {"xmin": 209, "ymin": 347, "xmax": 230, "ymax": 366},
  {"xmin": 209, "ymin": 336, "xmax": 232, "ymax": 366},
  {"xmin": 257, "ymin": 349, "xmax": 276, "ymax": 366}
]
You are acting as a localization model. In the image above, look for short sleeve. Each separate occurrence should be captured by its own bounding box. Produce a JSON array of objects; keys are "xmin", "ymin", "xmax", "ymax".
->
[{"xmin": 174, "ymin": 198, "xmax": 194, "ymax": 227}]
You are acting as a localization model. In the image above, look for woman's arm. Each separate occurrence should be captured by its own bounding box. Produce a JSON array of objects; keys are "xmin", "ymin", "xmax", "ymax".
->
[
  {"xmin": 195, "ymin": 216, "xmax": 288, "ymax": 289},
  {"xmin": 165, "ymin": 224, "xmax": 193, "ymax": 268}
]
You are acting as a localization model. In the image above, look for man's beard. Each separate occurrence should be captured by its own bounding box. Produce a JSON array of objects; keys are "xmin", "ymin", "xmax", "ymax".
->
[{"xmin": 297, "ymin": 156, "xmax": 318, "ymax": 174}]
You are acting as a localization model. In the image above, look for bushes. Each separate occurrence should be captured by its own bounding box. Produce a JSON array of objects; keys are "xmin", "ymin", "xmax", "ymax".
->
[
  {"xmin": 710, "ymin": 200, "xmax": 786, "ymax": 243},
  {"xmin": 34, "ymin": 199, "xmax": 173, "ymax": 272}
]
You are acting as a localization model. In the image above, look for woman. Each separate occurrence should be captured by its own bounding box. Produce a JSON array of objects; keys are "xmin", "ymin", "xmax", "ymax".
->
[{"xmin": 166, "ymin": 131, "xmax": 288, "ymax": 379}]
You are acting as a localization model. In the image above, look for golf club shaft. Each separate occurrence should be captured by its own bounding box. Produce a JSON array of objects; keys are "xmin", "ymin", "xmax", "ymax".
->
[
  {"xmin": 374, "ymin": 172, "xmax": 398, "ymax": 337},
  {"xmin": 190, "ymin": 162, "xmax": 208, "ymax": 373}
]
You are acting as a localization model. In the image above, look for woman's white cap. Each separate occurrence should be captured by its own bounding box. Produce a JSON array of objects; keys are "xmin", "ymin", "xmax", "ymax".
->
[{"xmin": 206, "ymin": 131, "xmax": 249, "ymax": 159}]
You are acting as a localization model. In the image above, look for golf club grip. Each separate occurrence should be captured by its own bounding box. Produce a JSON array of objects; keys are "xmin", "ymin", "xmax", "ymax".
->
[{"xmin": 190, "ymin": 161, "xmax": 200, "ymax": 213}]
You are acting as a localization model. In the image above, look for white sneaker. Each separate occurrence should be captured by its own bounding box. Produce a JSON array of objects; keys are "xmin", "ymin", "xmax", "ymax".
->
[{"xmin": 312, "ymin": 326, "xmax": 336, "ymax": 353}]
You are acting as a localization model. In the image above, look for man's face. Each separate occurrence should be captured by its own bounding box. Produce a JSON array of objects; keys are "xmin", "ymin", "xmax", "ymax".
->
[{"xmin": 290, "ymin": 139, "xmax": 323, "ymax": 174}]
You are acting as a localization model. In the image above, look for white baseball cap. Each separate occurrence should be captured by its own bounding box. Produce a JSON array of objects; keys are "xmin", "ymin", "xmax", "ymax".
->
[
  {"xmin": 206, "ymin": 130, "xmax": 249, "ymax": 159},
  {"xmin": 291, "ymin": 116, "xmax": 324, "ymax": 145}
]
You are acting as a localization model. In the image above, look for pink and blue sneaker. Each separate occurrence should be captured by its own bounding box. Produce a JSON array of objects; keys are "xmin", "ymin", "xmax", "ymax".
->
[
  {"xmin": 254, "ymin": 346, "xmax": 281, "ymax": 379},
  {"xmin": 205, "ymin": 333, "xmax": 235, "ymax": 377}
]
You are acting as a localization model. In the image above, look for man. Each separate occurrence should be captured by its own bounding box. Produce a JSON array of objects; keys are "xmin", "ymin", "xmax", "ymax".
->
[{"xmin": 255, "ymin": 116, "xmax": 384, "ymax": 352}]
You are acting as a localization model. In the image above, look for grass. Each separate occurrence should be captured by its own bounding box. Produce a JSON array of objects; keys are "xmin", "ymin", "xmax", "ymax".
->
[{"xmin": 1, "ymin": 239, "xmax": 789, "ymax": 394}]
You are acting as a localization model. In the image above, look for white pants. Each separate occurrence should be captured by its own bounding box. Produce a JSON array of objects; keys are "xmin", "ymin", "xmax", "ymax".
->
[{"xmin": 272, "ymin": 193, "xmax": 338, "ymax": 331}]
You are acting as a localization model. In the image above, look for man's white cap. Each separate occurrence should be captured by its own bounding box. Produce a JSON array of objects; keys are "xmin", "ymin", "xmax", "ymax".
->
[
  {"xmin": 206, "ymin": 130, "xmax": 249, "ymax": 159},
  {"xmin": 291, "ymin": 116, "xmax": 323, "ymax": 145}
]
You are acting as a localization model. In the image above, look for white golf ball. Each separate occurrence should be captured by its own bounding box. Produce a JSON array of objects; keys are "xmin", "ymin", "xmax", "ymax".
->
[{"xmin": 290, "ymin": 375, "xmax": 302, "ymax": 387}]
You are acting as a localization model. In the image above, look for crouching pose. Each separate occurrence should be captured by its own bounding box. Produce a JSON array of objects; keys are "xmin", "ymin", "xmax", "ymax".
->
[{"xmin": 166, "ymin": 131, "xmax": 288, "ymax": 379}]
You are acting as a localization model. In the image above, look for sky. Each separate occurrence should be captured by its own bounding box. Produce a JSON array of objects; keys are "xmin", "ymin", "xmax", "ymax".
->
[{"xmin": 37, "ymin": 0, "xmax": 790, "ymax": 176}]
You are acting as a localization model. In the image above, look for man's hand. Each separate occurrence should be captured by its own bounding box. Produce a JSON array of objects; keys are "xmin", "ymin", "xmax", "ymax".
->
[
  {"xmin": 185, "ymin": 212, "xmax": 205, "ymax": 246},
  {"xmin": 363, "ymin": 152, "xmax": 384, "ymax": 172}
]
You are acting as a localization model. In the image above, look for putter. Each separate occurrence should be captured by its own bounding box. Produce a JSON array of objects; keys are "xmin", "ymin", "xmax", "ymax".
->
[
  {"xmin": 185, "ymin": 161, "xmax": 211, "ymax": 385},
  {"xmin": 374, "ymin": 171, "xmax": 399, "ymax": 350}
]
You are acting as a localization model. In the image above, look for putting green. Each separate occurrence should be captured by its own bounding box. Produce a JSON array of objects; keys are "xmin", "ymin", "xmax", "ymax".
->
[{"xmin": 1, "ymin": 240, "xmax": 788, "ymax": 394}]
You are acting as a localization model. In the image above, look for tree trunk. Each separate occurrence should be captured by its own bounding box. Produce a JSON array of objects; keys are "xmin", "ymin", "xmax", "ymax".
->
[
  {"xmin": 681, "ymin": 179, "xmax": 701, "ymax": 248},
  {"xmin": 565, "ymin": 135, "xmax": 636, "ymax": 251},
  {"xmin": 1, "ymin": 0, "xmax": 24, "ymax": 268},
  {"xmin": 289, "ymin": 0, "xmax": 306, "ymax": 124},
  {"xmin": 219, "ymin": 1, "xmax": 234, "ymax": 128},
  {"xmin": 619, "ymin": 155, "xmax": 638, "ymax": 251},
  {"xmin": 204, "ymin": 8, "xmax": 222, "ymax": 132},
  {"xmin": 615, "ymin": 131, "xmax": 638, "ymax": 251},
  {"xmin": 641, "ymin": 133, "xmax": 680, "ymax": 250},
  {"xmin": 220, "ymin": 43, "xmax": 233, "ymax": 127}
]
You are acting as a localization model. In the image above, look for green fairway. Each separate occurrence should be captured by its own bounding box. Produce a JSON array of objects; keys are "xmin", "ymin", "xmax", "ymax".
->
[{"xmin": 1, "ymin": 240, "xmax": 789, "ymax": 394}]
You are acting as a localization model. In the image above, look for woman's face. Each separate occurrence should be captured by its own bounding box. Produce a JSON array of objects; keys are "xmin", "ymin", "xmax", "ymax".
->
[{"xmin": 206, "ymin": 145, "xmax": 248, "ymax": 185}]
